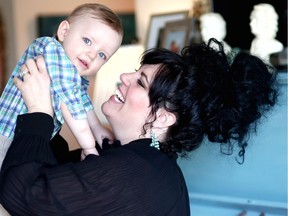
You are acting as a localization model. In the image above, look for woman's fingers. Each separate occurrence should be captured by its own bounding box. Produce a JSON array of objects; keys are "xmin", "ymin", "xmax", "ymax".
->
[
  {"xmin": 35, "ymin": 55, "xmax": 47, "ymax": 74},
  {"xmin": 13, "ymin": 56, "xmax": 54, "ymax": 117},
  {"xmin": 13, "ymin": 75, "xmax": 23, "ymax": 90}
]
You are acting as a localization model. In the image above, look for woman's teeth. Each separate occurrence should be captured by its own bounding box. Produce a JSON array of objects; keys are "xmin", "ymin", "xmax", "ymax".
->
[{"xmin": 114, "ymin": 89, "xmax": 125, "ymax": 103}]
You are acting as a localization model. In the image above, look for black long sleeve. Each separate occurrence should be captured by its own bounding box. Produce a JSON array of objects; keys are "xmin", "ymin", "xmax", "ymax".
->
[{"xmin": 0, "ymin": 113, "xmax": 190, "ymax": 216}]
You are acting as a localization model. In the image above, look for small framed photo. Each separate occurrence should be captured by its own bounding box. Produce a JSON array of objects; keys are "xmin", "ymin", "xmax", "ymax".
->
[
  {"xmin": 145, "ymin": 11, "xmax": 189, "ymax": 49},
  {"xmin": 161, "ymin": 19, "xmax": 191, "ymax": 54}
]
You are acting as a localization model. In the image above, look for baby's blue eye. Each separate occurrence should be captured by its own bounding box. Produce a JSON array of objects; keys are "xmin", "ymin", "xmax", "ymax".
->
[
  {"xmin": 83, "ymin": 38, "xmax": 92, "ymax": 46},
  {"xmin": 98, "ymin": 52, "xmax": 107, "ymax": 60}
]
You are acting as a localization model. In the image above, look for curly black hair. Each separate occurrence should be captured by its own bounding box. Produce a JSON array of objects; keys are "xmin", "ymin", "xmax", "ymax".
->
[{"xmin": 140, "ymin": 38, "xmax": 278, "ymax": 159}]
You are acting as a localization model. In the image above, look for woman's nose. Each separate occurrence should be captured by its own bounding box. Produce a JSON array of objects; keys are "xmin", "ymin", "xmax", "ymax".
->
[{"xmin": 120, "ymin": 73, "xmax": 131, "ymax": 86}]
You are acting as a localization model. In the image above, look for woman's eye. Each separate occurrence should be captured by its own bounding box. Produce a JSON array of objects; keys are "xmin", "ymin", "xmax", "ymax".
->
[
  {"xmin": 83, "ymin": 37, "xmax": 92, "ymax": 46},
  {"xmin": 98, "ymin": 52, "xmax": 107, "ymax": 60},
  {"xmin": 137, "ymin": 79, "xmax": 145, "ymax": 88}
]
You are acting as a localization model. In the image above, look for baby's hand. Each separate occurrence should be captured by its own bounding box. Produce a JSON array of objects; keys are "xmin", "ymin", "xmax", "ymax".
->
[
  {"xmin": 81, "ymin": 147, "xmax": 98, "ymax": 160},
  {"xmin": 94, "ymin": 126, "xmax": 115, "ymax": 147}
]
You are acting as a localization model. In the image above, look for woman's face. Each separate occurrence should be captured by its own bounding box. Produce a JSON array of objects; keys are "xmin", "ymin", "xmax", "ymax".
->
[{"xmin": 101, "ymin": 64, "xmax": 160, "ymax": 144}]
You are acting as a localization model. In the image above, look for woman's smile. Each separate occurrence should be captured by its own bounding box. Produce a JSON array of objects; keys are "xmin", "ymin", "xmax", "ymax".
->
[{"xmin": 114, "ymin": 89, "xmax": 125, "ymax": 103}]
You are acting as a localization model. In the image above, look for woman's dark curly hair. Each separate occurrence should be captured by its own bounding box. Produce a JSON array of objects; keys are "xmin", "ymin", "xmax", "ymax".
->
[{"xmin": 140, "ymin": 38, "xmax": 278, "ymax": 159}]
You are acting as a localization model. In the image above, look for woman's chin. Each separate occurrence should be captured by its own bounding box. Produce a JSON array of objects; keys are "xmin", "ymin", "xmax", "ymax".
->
[{"xmin": 101, "ymin": 99, "xmax": 116, "ymax": 118}]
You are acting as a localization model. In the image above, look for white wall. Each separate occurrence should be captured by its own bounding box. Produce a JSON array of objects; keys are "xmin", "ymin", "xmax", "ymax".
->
[{"xmin": 93, "ymin": 44, "xmax": 144, "ymax": 125}]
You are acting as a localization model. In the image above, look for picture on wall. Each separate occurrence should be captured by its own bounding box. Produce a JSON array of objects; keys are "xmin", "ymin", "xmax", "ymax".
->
[
  {"xmin": 161, "ymin": 19, "xmax": 191, "ymax": 54},
  {"xmin": 37, "ymin": 15, "xmax": 67, "ymax": 37},
  {"xmin": 145, "ymin": 11, "xmax": 189, "ymax": 49},
  {"xmin": 118, "ymin": 13, "xmax": 137, "ymax": 44}
]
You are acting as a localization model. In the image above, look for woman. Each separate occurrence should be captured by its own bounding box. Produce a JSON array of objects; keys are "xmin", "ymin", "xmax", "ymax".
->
[{"xmin": 0, "ymin": 39, "xmax": 277, "ymax": 215}]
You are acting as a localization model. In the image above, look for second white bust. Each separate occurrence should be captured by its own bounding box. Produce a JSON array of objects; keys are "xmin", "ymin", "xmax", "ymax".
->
[{"xmin": 249, "ymin": 3, "xmax": 283, "ymax": 61}]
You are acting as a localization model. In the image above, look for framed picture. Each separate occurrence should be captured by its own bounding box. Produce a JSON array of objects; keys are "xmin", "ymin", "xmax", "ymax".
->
[
  {"xmin": 145, "ymin": 11, "xmax": 189, "ymax": 49},
  {"xmin": 161, "ymin": 19, "xmax": 191, "ymax": 54},
  {"xmin": 37, "ymin": 15, "xmax": 68, "ymax": 37},
  {"xmin": 118, "ymin": 13, "xmax": 137, "ymax": 45}
]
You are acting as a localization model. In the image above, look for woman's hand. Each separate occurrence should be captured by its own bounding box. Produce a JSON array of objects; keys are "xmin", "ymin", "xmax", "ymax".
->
[{"xmin": 13, "ymin": 56, "xmax": 54, "ymax": 117}]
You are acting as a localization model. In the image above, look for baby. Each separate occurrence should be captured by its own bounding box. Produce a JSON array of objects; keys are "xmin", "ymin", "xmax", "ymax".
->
[{"xmin": 0, "ymin": 3, "xmax": 123, "ymax": 166}]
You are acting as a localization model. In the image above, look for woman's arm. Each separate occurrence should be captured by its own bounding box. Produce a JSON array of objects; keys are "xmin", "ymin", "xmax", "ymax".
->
[{"xmin": 0, "ymin": 113, "xmax": 57, "ymax": 215}]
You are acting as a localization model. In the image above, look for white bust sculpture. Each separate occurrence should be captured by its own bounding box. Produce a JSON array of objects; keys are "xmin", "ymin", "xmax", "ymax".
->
[
  {"xmin": 249, "ymin": 3, "xmax": 284, "ymax": 61},
  {"xmin": 199, "ymin": 12, "xmax": 232, "ymax": 54}
]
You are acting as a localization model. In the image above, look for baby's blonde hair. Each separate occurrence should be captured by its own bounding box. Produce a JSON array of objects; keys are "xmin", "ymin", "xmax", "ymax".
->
[{"xmin": 67, "ymin": 3, "xmax": 123, "ymax": 36}]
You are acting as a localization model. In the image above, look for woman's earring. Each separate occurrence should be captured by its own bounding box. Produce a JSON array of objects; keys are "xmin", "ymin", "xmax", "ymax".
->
[{"xmin": 150, "ymin": 131, "xmax": 160, "ymax": 150}]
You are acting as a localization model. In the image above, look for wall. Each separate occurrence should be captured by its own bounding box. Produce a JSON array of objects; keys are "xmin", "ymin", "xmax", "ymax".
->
[
  {"xmin": 0, "ymin": 0, "xmax": 15, "ymax": 89},
  {"xmin": 92, "ymin": 44, "xmax": 144, "ymax": 125}
]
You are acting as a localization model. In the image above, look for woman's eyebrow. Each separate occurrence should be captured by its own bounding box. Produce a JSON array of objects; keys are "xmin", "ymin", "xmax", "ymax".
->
[{"xmin": 140, "ymin": 71, "xmax": 149, "ymax": 85}]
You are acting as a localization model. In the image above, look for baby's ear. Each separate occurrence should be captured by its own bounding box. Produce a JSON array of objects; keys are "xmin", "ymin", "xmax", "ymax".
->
[
  {"xmin": 153, "ymin": 108, "xmax": 176, "ymax": 129},
  {"xmin": 57, "ymin": 20, "xmax": 70, "ymax": 42}
]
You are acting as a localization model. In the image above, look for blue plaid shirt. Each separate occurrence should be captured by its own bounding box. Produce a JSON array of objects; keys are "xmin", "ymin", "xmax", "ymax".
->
[{"xmin": 0, "ymin": 37, "xmax": 94, "ymax": 139}]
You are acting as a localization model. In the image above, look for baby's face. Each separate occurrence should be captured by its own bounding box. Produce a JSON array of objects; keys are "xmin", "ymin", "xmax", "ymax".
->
[{"xmin": 58, "ymin": 15, "xmax": 122, "ymax": 77}]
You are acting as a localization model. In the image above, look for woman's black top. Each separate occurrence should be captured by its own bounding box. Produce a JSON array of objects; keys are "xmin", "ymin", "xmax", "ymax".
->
[{"xmin": 0, "ymin": 113, "xmax": 190, "ymax": 216}]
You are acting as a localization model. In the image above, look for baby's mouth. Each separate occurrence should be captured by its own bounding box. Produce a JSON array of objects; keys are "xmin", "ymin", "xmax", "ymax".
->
[
  {"xmin": 79, "ymin": 58, "xmax": 88, "ymax": 69},
  {"xmin": 114, "ymin": 89, "xmax": 125, "ymax": 103}
]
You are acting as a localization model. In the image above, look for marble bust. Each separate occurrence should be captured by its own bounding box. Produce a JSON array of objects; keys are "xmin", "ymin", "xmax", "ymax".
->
[
  {"xmin": 249, "ymin": 3, "xmax": 283, "ymax": 61},
  {"xmin": 199, "ymin": 12, "xmax": 232, "ymax": 54}
]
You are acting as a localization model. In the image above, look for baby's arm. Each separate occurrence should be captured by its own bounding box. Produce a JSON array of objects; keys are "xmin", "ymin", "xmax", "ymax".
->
[
  {"xmin": 86, "ymin": 109, "xmax": 114, "ymax": 146},
  {"xmin": 60, "ymin": 102, "xmax": 98, "ymax": 157}
]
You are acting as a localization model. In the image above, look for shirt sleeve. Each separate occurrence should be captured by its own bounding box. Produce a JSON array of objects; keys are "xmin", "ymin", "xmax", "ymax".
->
[
  {"xmin": 43, "ymin": 42, "xmax": 87, "ymax": 123},
  {"xmin": 0, "ymin": 114, "xmax": 143, "ymax": 215},
  {"xmin": 80, "ymin": 77, "xmax": 94, "ymax": 112}
]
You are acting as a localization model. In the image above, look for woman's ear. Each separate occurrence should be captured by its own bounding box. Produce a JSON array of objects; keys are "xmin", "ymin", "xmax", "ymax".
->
[
  {"xmin": 57, "ymin": 20, "xmax": 70, "ymax": 42},
  {"xmin": 153, "ymin": 109, "xmax": 176, "ymax": 129}
]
